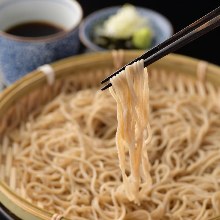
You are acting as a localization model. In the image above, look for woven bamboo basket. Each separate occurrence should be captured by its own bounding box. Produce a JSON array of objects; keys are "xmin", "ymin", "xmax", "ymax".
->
[{"xmin": 0, "ymin": 51, "xmax": 220, "ymax": 220}]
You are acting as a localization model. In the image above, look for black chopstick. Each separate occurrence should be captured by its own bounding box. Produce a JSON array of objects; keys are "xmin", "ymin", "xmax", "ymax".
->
[{"xmin": 101, "ymin": 6, "xmax": 220, "ymax": 91}]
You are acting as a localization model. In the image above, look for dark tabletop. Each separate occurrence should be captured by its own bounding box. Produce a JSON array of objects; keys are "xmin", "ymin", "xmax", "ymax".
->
[{"xmin": 1, "ymin": 1, "xmax": 219, "ymax": 219}]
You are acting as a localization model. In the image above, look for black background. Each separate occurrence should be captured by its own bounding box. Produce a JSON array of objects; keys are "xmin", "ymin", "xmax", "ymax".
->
[{"xmin": 79, "ymin": 0, "xmax": 220, "ymax": 65}]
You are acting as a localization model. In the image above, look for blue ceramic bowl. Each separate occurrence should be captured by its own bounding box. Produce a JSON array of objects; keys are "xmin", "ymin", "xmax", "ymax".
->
[
  {"xmin": 0, "ymin": 0, "xmax": 83, "ymax": 85},
  {"xmin": 79, "ymin": 6, "xmax": 173, "ymax": 52}
]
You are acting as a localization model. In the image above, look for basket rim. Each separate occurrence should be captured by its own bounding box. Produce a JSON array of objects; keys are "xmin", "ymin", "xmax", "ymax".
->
[
  {"xmin": 0, "ymin": 51, "xmax": 220, "ymax": 103},
  {"xmin": 0, "ymin": 51, "xmax": 219, "ymax": 118},
  {"xmin": 0, "ymin": 51, "xmax": 219, "ymax": 97}
]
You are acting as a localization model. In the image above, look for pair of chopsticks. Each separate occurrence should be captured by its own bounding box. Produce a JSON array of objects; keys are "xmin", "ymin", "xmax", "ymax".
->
[{"xmin": 101, "ymin": 6, "xmax": 220, "ymax": 91}]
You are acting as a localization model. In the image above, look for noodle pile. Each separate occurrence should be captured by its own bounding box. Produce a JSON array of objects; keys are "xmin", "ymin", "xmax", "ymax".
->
[{"xmin": 1, "ymin": 63, "xmax": 220, "ymax": 220}]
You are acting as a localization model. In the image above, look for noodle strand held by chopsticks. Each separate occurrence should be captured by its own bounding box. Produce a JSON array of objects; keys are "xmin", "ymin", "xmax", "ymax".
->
[{"xmin": 109, "ymin": 60, "xmax": 152, "ymax": 203}]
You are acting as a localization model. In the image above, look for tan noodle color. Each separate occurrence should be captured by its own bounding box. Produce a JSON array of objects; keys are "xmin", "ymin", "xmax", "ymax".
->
[
  {"xmin": 0, "ymin": 61, "xmax": 220, "ymax": 220},
  {"xmin": 109, "ymin": 60, "xmax": 152, "ymax": 204}
]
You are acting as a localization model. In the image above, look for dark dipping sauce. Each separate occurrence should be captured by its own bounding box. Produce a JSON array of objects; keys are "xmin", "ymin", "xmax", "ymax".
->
[{"xmin": 5, "ymin": 21, "xmax": 64, "ymax": 38}]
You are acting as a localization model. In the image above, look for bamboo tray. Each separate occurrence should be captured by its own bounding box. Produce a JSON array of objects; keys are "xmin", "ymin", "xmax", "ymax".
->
[{"xmin": 0, "ymin": 51, "xmax": 220, "ymax": 220}]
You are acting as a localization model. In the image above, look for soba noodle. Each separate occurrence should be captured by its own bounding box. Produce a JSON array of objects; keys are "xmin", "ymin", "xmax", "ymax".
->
[
  {"xmin": 109, "ymin": 60, "xmax": 152, "ymax": 204},
  {"xmin": 1, "ymin": 61, "xmax": 220, "ymax": 220}
]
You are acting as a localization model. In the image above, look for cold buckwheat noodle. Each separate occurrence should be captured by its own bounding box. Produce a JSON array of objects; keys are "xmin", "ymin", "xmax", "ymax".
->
[
  {"xmin": 109, "ymin": 60, "xmax": 152, "ymax": 204},
  {"xmin": 1, "ymin": 58, "xmax": 220, "ymax": 220}
]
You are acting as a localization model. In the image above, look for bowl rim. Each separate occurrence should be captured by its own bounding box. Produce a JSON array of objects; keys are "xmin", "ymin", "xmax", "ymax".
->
[{"xmin": 79, "ymin": 5, "xmax": 174, "ymax": 51}]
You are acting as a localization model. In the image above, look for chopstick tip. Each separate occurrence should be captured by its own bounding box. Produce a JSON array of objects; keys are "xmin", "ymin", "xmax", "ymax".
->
[{"xmin": 101, "ymin": 83, "xmax": 112, "ymax": 91}]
